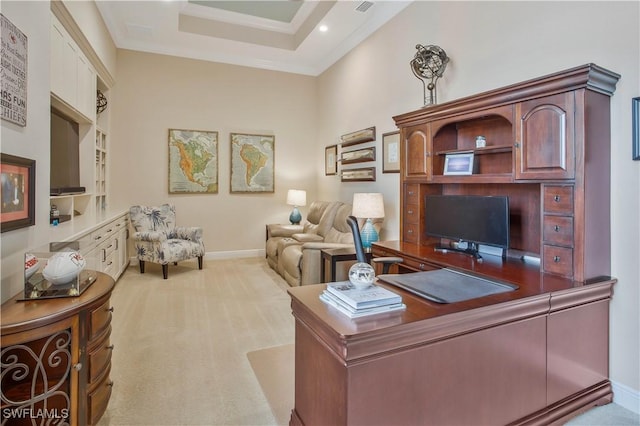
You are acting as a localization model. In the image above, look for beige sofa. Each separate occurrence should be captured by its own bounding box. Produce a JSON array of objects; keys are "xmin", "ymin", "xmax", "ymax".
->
[
  {"xmin": 266, "ymin": 200, "xmax": 383, "ymax": 286},
  {"xmin": 280, "ymin": 202, "xmax": 357, "ymax": 286},
  {"xmin": 265, "ymin": 201, "xmax": 339, "ymax": 274}
]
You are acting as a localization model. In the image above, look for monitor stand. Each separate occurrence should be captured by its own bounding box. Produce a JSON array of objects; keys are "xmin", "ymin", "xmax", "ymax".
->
[{"xmin": 434, "ymin": 242, "xmax": 483, "ymax": 261}]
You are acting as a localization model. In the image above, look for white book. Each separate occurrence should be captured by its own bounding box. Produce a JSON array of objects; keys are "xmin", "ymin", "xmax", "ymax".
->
[
  {"xmin": 325, "ymin": 281, "xmax": 402, "ymax": 310},
  {"xmin": 320, "ymin": 292, "xmax": 406, "ymax": 319}
]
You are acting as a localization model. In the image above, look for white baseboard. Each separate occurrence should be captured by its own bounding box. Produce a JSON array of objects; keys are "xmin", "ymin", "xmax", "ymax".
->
[
  {"xmin": 612, "ymin": 380, "xmax": 640, "ymax": 414},
  {"xmin": 127, "ymin": 249, "xmax": 265, "ymax": 266},
  {"xmin": 204, "ymin": 249, "xmax": 264, "ymax": 259}
]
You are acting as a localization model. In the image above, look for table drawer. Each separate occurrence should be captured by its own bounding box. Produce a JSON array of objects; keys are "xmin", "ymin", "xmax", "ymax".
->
[
  {"xmin": 89, "ymin": 299, "xmax": 112, "ymax": 340},
  {"xmin": 543, "ymin": 185, "xmax": 574, "ymax": 214},
  {"xmin": 88, "ymin": 331, "xmax": 113, "ymax": 384},
  {"xmin": 543, "ymin": 245, "xmax": 573, "ymax": 277},
  {"xmin": 402, "ymin": 257, "xmax": 438, "ymax": 272},
  {"xmin": 88, "ymin": 369, "xmax": 113, "ymax": 426},
  {"xmin": 543, "ymin": 216, "xmax": 574, "ymax": 247}
]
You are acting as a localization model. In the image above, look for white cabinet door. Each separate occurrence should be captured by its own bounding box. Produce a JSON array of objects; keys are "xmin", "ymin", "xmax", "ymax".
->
[
  {"xmin": 51, "ymin": 17, "xmax": 78, "ymax": 106},
  {"xmin": 77, "ymin": 54, "xmax": 96, "ymax": 120}
]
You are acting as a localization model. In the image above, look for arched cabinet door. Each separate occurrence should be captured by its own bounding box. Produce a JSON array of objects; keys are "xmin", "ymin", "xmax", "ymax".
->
[
  {"xmin": 403, "ymin": 124, "xmax": 431, "ymax": 179},
  {"xmin": 516, "ymin": 92, "xmax": 575, "ymax": 180}
]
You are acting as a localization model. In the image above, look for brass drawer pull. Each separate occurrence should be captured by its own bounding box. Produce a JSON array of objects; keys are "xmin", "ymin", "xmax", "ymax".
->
[
  {"xmin": 553, "ymin": 256, "xmax": 561, "ymax": 263},
  {"xmin": 554, "ymin": 195, "xmax": 561, "ymax": 202},
  {"xmin": 554, "ymin": 225, "xmax": 560, "ymax": 232}
]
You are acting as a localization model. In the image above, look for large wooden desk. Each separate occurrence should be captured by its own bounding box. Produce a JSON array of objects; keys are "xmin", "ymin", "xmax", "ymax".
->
[{"xmin": 287, "ymin": 245, "xmax": 615, "ymax": 425}]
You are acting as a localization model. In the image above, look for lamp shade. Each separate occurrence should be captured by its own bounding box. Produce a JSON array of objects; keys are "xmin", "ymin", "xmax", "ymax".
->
[
  {"xmin": 286, "ymin": 189, "xmax": 307, "ymax": 207},
  {"xmin": 352, "ymin": 193, "xmax": 384, "ymax": 219}
]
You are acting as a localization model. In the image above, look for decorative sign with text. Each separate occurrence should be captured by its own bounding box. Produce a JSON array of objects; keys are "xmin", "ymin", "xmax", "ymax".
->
[{"xmin": 1, "ymin": 14, "xmax": 27, "ymax": 127}]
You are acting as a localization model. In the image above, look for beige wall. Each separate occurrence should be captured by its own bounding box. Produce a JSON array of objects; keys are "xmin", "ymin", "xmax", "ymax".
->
[
  {"xmin": 108, "ymin": 50, "xmax": 317, "ymax": 253},
  {"xmin": 0, "ymin": 2, "xmax": 52, "ymax": 302},
  {"xmin": 316, "ymin": 0, "xmax": 639, "ymax": 405}
]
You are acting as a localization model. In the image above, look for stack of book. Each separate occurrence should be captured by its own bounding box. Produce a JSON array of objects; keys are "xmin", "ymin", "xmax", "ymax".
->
[{"xmin": 320, "ymin": 281, "xmax": 406, "ymax": 318}]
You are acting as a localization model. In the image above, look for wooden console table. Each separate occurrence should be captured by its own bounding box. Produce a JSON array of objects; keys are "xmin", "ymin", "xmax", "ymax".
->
[{"xmin": 1, "ymin": 272, "xmax": 115, "ymax": 426}]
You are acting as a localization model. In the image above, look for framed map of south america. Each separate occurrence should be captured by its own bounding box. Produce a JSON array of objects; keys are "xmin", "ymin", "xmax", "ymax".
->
[
  {"xmin": 230, "ymin": 133, "xmax": 274, "ymax": 193},
  {"xmin": 168, "ymin": 129, "xmax": 218, "ymax": 194}
]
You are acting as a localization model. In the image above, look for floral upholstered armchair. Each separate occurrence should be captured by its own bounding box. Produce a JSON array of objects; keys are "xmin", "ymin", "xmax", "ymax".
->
[{"xmin": 129, "ymin": 204, "xmax": 204, "ymax": 279}]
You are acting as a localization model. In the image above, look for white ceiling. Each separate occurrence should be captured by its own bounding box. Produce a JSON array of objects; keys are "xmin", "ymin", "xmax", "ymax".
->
[{"xmin": 95, "ymin": 0, "xmax": 412, "ymax": 76}]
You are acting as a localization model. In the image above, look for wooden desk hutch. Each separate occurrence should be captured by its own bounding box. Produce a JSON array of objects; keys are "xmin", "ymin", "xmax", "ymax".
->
[
  {"xmin": 384, "ymin": 63, "xmax": 619, "ymax": 282},
  {"xmin": 288, "ymin": 64, "xmax": 620, "ymax": 426}
]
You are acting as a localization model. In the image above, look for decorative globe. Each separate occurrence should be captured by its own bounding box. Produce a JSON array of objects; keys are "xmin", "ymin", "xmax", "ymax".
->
[{"xmin": 348, "ymin": 262, "xmax": 375, "ymax": 290}]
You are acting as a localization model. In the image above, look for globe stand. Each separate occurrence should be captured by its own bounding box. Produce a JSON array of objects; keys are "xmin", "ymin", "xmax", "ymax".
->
[{"xmin": 410, "ymin": 44, "xmax": 450, "ymax": 107}]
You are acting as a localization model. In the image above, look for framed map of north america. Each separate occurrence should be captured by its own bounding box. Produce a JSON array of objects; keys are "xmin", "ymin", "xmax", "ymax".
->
[{"xmin": 168, "ymin": 129, "xmax": 218, "ymax": 194}]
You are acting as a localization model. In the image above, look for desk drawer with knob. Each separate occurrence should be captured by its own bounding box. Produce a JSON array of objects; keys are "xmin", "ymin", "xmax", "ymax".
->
[
  {"xmin": 403, "ymin": 184, "xmax": 421, "ymax": 243},
  {"xmin": 542, "ymin": 185, "xmax": 575, "ymax": 278}
]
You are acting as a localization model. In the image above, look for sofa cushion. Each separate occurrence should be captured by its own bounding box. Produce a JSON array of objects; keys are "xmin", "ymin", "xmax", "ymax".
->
[
  {"xmin": 303, "ymin": 201, "xmax": 334, "ymax": 234},
  {"xmin": 324, "ymin": 203, "xmax": 354, "ymax": 244}
]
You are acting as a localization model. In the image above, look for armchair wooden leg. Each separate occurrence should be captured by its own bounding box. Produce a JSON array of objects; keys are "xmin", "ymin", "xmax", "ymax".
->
[
  {"xmin": 162, "ymin": 264, "xmax": 168, "ymax": 279},
  {"xmin": 198, "ymin": 256, "xmax": 203, "ymax": 270},
  {"xmin": 139, "ymin": 260, "xmax": 145, "ymax": 274}
]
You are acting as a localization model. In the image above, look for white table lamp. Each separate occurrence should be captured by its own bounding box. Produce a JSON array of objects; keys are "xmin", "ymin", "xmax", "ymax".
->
[
  {"xmin": 352, "ymin": 193, "xmax": 384, "ymax": 250},
  {"xmin": 287, "ymin": 189, "xmax": 306, "ymax": 225}
]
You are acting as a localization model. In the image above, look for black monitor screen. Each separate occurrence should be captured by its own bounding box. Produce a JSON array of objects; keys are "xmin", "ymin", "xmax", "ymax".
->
[{"xmin": 424, "ymin": 194, "xmax": 510, "ymax": 248}]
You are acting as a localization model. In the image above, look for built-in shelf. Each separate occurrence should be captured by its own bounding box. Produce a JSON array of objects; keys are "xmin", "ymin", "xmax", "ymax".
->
[
  {"xmin": 50, "ymin": 193, "xmax": 92, "ymax": 220},
  {"xmin": 435, "ymin": 144, "xmax": 513, "ymax": 156},
  {"xmin": 95, "ymin": 128, "xmax": 107, "ymax": 212}
]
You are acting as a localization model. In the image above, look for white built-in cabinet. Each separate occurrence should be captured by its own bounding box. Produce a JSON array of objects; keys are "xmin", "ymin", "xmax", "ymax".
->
[
  {"xmin": 50, "ymin": 14, "xmax": 95, "ymax": 122},
  {"xmin": 48, "ymin": 10, "xmax": 124, "ymax": 274},
  {"xmin": 84, "ymin": 213, "xmax": 129, "ymax": 281},
  {"xmin": 50, "ymin": 11, "xmax": 112, "ymax": 221}
]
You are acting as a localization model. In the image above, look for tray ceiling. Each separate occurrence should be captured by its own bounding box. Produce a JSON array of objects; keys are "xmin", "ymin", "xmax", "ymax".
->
[{"xmin": 96, "ymin": 0, "xmax": 412, "ymax": 76}]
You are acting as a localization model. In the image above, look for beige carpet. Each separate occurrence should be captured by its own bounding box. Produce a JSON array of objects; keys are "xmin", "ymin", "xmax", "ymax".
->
[
  {"xmin": 96, "ymin": 257, "xmax": 637, "ymax": 426},
  {"xmin": 98, "ymin": 258, "xmax": 295, "ymax": 426},
  {"xmin": 247, "ymin": 344, "xmax": 294, "ymax": 426}
]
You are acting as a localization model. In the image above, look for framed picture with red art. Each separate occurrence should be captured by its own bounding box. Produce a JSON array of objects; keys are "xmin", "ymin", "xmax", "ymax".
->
[{"xmin": 1, "ymin": 153, "xmax": 35, "ymax": 232}]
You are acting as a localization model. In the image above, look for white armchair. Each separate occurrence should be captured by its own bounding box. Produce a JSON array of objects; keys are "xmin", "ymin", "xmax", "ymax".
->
[{"xmin": 129, "ymin": 204, "xmax": 204, "ymax": 279}]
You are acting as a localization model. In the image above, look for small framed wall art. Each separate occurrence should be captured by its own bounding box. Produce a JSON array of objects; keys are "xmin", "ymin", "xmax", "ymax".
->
[
  {"xmin": 341, "ymin": 167, "xmax": 376, "ymax": 182},
  {"xmin": 341, "ymin": 147, "xmax": 375, "ymax": 165},
  {"xmin": 168, "ymin": 129, "xmax": 219, "ymax": 194},
  {"xmin": 325, "ymin": 145, "xmax": 337, "ymax": 175},
  {"xmin": 1, "ymin": 153, "xmax": 35, "ymax": 232},
  {"xmin": 230, "ymin": 133, "xmax": 275, "ymax": 193},
  {"xmin": 443, "ymin": 152, "xmax": 475, "ymax": 175},
  {"xmin": 382, "ymin": 131, "xmax": 400, "ymax": 173},
  {"xmin": 341, "ymin": 126, "xmax": 376, "ymax": 148}
]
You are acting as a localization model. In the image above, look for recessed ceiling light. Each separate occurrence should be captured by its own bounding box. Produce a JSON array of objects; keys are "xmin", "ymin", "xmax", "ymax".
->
[{"xmin": 319, "ymin": 24, "xmax": 328, "ymax": 32}]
